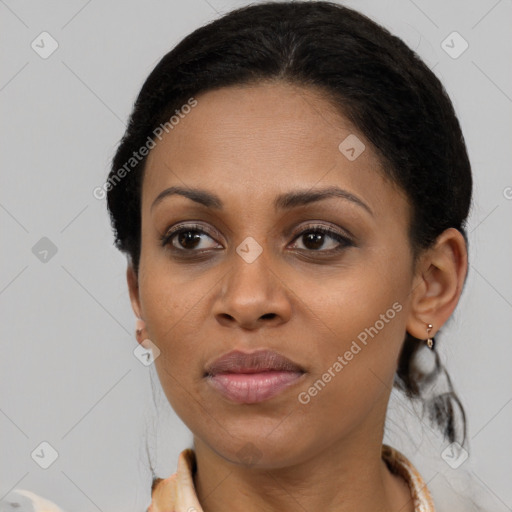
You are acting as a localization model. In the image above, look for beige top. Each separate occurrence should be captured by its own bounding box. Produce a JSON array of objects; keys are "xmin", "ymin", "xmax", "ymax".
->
[{"xmin": 148, "ymin": 444, "xmax": 436, "ymax": 511}]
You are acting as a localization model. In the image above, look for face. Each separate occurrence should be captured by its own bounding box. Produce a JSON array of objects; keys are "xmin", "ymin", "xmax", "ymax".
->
[{"xmin": 131, "ymin": 81, "xmax": 418, "ymax": 468}]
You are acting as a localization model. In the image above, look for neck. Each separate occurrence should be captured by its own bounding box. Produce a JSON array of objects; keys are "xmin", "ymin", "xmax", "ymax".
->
[{"xmin": 192, "ymin": 425, "xmax": 414, "ymax": 512}]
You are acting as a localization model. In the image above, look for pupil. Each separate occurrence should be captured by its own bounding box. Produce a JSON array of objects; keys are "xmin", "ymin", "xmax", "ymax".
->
[
  {"xmin": 179, "ymin": 231, "xmax": 201, "ymax": 249},
  {"xmin": 305, "ymin": 232, "xmax": 323, "ymax": 250}
]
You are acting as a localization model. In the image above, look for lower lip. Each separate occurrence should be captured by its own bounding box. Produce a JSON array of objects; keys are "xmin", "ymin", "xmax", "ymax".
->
[{"xmin": 207, "ymin": 371, "xmax": 304, "ymax": 404}]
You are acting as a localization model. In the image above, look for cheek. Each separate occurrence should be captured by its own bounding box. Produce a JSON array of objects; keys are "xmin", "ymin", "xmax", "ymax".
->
[
  {"xmin": 138, "ymin": 266, "xmax": 202, "ymax": 369},
  {"xmin": 303, "ymin": 253, "xmax": 409, "ymax": 352},
  {"xmin": 142, "ymin": 280, "xmax": 206, "ymax": 419},
  {"xmin": 295, "ymin": 303, "xmax": 407, "ymax": 442},
  {"xmin": 299, "ymin": 255, "xmax": 410, "ymax": 408}
]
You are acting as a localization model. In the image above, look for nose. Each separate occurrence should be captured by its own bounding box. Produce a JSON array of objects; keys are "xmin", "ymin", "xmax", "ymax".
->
[{"xmin": 212, "ymin": 247, "xmax": 292, "ymax": 330}]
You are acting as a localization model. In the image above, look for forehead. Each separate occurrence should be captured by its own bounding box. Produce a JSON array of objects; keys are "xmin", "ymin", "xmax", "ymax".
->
[{"xmin": 142, "ymin": 82, "xmax": 406, "ymax": 218}]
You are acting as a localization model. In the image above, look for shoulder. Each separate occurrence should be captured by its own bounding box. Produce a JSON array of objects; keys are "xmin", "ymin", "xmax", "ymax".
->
[
  {"xmin": 382, "ymin": 444, "xmax": 437, "ymax": 512},
  {"xmin": 0, "ymin": 489, "xmax": 66, "ymax": 511},
  {"xmin": 148, "ymin": 474, "xmax": 178, "ymax": 512},
  {"xmin": 149, "ymin": 448, "xmax": 201, "ymax": 512}
]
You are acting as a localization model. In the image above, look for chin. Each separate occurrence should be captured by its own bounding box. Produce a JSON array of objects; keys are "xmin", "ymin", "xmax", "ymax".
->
[{"xmin": 197, "ymin": 425, "xmax": 315, "ymax": 470}]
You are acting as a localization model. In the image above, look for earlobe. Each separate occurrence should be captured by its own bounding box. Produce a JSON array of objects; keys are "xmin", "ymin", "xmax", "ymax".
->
[
  {"xmin": 406, "ymin": 228, "xmax": 468, "ymax": 341},
  {"xmin": 127, "ymin": 265, "xmax": 148, "ymax": 344}
]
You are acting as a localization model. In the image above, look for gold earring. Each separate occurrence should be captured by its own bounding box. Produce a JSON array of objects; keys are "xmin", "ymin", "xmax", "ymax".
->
[{"xmin": 426, "ymin": 323, "xmax": 434, "ymax": 350}]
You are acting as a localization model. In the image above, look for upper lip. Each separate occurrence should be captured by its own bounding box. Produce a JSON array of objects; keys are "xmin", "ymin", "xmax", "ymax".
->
[{"xmin": 205, "ymin": 349, "xmax": 304, "ymax": 376}]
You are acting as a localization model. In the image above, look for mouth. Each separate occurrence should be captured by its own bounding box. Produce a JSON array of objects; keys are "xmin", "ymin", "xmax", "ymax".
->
[{"xmin": 204, "ymin": 349, "xmax": 306, "ymax": 404}]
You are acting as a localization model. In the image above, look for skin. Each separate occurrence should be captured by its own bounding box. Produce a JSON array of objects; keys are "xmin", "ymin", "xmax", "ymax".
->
[{"xmin": 127, "ymin": 81, "xmax": 468, "ymax": 512}]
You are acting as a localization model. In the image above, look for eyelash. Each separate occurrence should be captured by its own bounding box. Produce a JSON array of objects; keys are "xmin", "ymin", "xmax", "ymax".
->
[{"xmin": 159, "ymin": 222, "xmax": 354, "ymax": 257}]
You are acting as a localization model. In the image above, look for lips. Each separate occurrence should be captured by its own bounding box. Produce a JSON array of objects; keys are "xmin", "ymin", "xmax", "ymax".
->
[
  {"xmin": 204, "ymin": 349, "xmax": 305, "ymax": 404},
  {"xmin": 205, "ymin": 349, "xmax": 304, "ymax": 376}
]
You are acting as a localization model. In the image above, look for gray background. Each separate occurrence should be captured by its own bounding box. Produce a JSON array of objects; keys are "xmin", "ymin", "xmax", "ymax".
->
[{"xmin": 1, "ymin": 0, "xmax": 511, "ymax": 510}]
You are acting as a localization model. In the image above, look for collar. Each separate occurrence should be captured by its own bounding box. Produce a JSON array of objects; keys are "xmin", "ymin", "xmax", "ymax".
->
[{"xmin": 148, "ymin": 444, "xmax": 436, "ymax": 512}]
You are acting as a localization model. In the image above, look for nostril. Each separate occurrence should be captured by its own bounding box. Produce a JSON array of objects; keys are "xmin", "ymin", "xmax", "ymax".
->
[{"xmin": 261, "ymin": 313, "xmax": 277, "ymax": 320}]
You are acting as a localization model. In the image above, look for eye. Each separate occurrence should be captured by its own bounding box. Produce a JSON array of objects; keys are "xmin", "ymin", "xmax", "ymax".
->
[
  {"xmin": 289, "ymin": 224, "xmax": 353, "ymax": 253},
  {"xmin": 160, "ymin": 223, "xmax": 222, "ymax": 252},
  {"xmin": 160, "ymin": 222, "xmax": 353, "ymax": 256}
]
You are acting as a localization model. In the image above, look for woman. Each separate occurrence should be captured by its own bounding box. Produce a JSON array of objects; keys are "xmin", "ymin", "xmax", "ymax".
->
[{"xmin": 106, "ymin": 2, "xmax": 472, "ymax": 510}]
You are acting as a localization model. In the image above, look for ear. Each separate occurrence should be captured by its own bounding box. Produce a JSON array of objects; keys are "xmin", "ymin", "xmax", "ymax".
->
[
  {"xmin": 127, "ymin": 263, "xmax": 143, "ymax": 320},
  {"xmin": 406, "ymin": 228, "xmax": 468, "ymax": 339}
]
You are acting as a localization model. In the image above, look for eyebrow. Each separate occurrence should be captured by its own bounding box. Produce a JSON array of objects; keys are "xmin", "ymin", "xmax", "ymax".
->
[{"xmin": 150, "ymin": 185, "xmax": 373, "ymax": 216}]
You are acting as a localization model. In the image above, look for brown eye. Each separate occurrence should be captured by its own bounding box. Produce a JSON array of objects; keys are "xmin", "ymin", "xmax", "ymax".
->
[
  {"xmin": 160, "ymin": 224, "xmax": 221, "ymax": 252},
  {"xmin": 175, "ymin": 230, "xmax": 204, "ymax": 250},
  {"xmin": 290, "ymin": 225, "xmax": 353, "ymax": 253}
]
